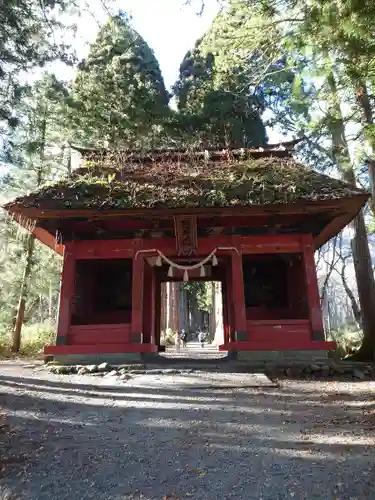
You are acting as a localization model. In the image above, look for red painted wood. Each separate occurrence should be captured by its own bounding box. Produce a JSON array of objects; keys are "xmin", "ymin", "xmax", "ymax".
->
[
  {"xmin": 222, "ymin": 340, "xmax": 336, "ymax": 351},
  {"xmin": 73, "ymin": 234, "xmax": 302, "ymax": 260},
  {"xmin": 33, "ymin": 227, "xmax": 64, "ymax": 255},
  {"xmin": 241, "ymin": 235, "xmax": 302, "ymax": 254},
  {"xmin": 246, "ymin": 307, "xmax": 298, "ymax": 320},
  {"xmin": 131, "ymin": 252, "xmax": 145, "ymax": 338},
  {"xmin": 143, "ymin": 262, "xmax": 152, "ymax": 343},
  {"xmin": 230, "ymin": 242, "xmax": 247, "ymax": 338},
  {"xmin": 74, "ymin": 241, "xmax": 134, "ymax": 260},
  {"xmin": 247, "ymin": 320, "xmax": 310, "ymax": 342},
  {"xmin": 67, "ymin": 218, "xmax": 175, "ymax": 233},
  {"xmin": 67, "ymin": 324, "xmax": 131, "ymax": 345},
  {"xmin": 44, "ymin": 343, "xmax": 158, "ymax": 355},
  {"xmin": 198, "ymin": 214, "xmax": 306, "ymax": 229},
  {"xmin": 64, "ymin": 214, "xmax": 310, "ymax": 236},
  {"xmin": 247, "ymin": 330, "xmax": 310, "ymax": 342},
  {"xmin": 88, "ymin": 311, "xmax": 131, "ymax": 324},
  {"xmin": 56, "ymin": 244, "xmax": 76, "ymax": 342},
  {"xmin": 287, "ymin": 254, "xmax": 309, "ymax": 319},
  {"xmin": 155, "ymin": 279, "xmax": 162, "ymax": 347},
  {"xmin": 221, "ymin": 268, "xmax": 231, "ymax": 345},
  {"xmin": 247, "ymin": 319, "xmax": 310, "ymax": 326},
  {"xmin": 69, "ymin": 324, "xmax": 131, "ymax": 331},
  {"xmin": 301, "ymin": 234, "xmax": 324, "ymax": 337},
  {"xmin": 225, "ymin": 258, "xmax": 234, "ymax": 342},
  {"xmin": 150, "ymin": 266, "xmax": 156, "ymax": 344}
]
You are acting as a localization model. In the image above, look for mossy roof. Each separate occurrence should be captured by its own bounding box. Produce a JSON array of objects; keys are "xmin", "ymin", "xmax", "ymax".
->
[{"xmin": 4, "ymin": 155, "xmax": 367, "ymax": 212}]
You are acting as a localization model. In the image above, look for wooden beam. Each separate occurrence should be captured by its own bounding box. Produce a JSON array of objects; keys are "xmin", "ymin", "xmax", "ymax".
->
[
  {"xmin": 241, "ymin": 234, "xmax": 302, "ymax": 254},
  {"xmin": 301, "ymin": 234, "xmax": 325, "ymax": 341},
  {"xmin": 55, "ymin": 244, "xmax": 76, "ymax": 345},
  {"xmin": 72, "ymin": 234, "xmax": 306, "ymax": 260},
  {"xmin": 313, "ymin": 209, "xmax": 361, "ymax": 249},
  {"xmin": 33, "ymin": 227, "xmax": 64, "ymax": 255}
]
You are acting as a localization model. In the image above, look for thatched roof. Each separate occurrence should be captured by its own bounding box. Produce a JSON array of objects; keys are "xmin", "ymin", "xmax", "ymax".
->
[{"xmin": 3, "ymin": 149, "xmax": 367, "ymax": 212}]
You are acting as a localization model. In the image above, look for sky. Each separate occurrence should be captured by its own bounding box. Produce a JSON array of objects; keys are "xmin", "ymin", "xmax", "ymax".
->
[
  {"xmin": 126, "ymin": 0, "xmax": 220, "ymax": 90},
  {"xmin": 56, "ymin": 0, "xmax": 220, "ymax": 90},
  {"xmin": 48, "ymin": 0, "xmax": 283, "ymax": 143}
]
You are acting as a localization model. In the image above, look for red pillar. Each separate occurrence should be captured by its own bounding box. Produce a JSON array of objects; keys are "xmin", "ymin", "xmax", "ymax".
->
[
  {"xmin": 131, "ymin": 252, "xmax": 145, "ymax": 344},
  {"xmin": 56, "ymin": 243, "xmax": 76, "ymax": 346},
  {"xmin": 301, "ymin": 234, "xmax": 325, "ymax": 341},
  {"xmin": 231, "ymin": 247, "xmax": 248, "ymax": 342},
  {"xmin": 150, "ymin": 268, "xmax": 156, "ymax": 345},
  {"xmin": 225, "ymin": 261, "xmax": 234, "ymax": 341},
  {"xmin": 142, "ymin": 262, "xmax": 156, "ymax": 344}
]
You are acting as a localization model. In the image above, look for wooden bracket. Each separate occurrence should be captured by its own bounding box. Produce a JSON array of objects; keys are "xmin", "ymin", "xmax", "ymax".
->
[{"xmin": 174, "ymin": 215, "xmax": 198, "ymax": 256}]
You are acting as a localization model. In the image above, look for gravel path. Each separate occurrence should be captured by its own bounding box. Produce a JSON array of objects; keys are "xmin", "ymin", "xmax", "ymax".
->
[{"xmin": 0, "ymin": 360, "xmax": 375, "ymax": 500}]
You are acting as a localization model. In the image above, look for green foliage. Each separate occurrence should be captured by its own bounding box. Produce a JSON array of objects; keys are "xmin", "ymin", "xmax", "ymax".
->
[
  {"xmin": 0, "ymin": 218, "xmax": 61, "ymax": 332},
  {"xmin": 176, "ymin": 1, "xmax": 311, "ymax": 142},
  {"xmin": 182, "ymin": 282, "xmax": 212, "ymax": 312},
  {"xmin": 173, "ymin": 31, "xmax": 268, "ymax": 148},
  {"xmin": 70, "ymin": 13, "xmax": 170, "ymax": 148},
  {"xmin": 0, "ymin": 72, "xmax": 66, "ymax": 346},
  {"xmin": 161, "ymin": 328, "xmax": 176, "ymax": 346},
  {"xmin": 0, "ymin": 0, "xmax": 75, "ymax": 162},
  {"xmin": 329, "ymin": 324, "xmax": 363, "ymax": 359},
  {"xmin": 0, "ymin": 322, "xmax": 56, "ymax": 358}
]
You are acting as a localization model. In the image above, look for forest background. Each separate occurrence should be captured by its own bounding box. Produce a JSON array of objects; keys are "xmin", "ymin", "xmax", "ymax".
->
[{"xmin": 1, "ymin": 0, "xmax": 375, "ymax": 359}]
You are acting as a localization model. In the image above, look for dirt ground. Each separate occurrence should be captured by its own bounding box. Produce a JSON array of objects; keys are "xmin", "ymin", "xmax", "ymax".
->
[{"xmin": 0, "ymin": 360, "xmax": 374, "ymax": 500}]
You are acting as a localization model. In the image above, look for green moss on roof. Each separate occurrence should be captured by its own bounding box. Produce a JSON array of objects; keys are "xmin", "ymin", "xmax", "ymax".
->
[{"xmin": 5, "ymin": 157, "xmax": 367, "ymax": 211}]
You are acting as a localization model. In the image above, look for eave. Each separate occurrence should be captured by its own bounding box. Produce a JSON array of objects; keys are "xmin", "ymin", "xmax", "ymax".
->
[{"xmin": 4, "ymin": 194, "xmax": 369, "ymax": 252}]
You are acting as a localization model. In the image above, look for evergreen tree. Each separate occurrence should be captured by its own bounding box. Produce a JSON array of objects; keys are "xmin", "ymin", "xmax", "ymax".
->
[
  {"xmin": 174, "ymin": 41, "xmax": 267, "ymax": 148},
  {"xmin": 1, "ymin": 73, "xmax": 69, "ymax": 350},
  {"xmin": 70, "ymin": 13, "xmax": 170, "ymax": 148},
  {"xmin": 174, "ymin": 1, "xmax": 316, "ymax": 148},
  {"xmin": 173, "ymin": 34, "xmax": 268, "ymax": 148},
  {"xmin": 0, "ymin": 0, "xmax": 74, "ymax": 154},
  {"xmin": 212, "ymin": 0, "xmax": 375, "ymax": 359}
]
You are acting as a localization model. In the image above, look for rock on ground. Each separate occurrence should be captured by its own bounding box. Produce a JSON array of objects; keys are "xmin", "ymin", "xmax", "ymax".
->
[{"xmin": 0, "ymin": 360, "xmax": 374, "ymax": 500}]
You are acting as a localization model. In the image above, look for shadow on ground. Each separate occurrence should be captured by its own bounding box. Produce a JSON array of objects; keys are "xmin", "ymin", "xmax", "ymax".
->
[{"xmin": 0, "ymin": 365, "xmax": 374, "ymax": 500}]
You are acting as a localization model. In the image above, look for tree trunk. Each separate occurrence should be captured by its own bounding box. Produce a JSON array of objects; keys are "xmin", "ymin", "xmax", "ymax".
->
[
  {"xmin": 165, "ymin": 282, "xmax": 170, "ymax": 333},
  {"xmin": 341, "ymin": 250, "xmax": 362, "ymax": 325},
  {"xmin": 354, "ymin": 78, "xmax": 375, "ymax": 212},
  {"xmin": 350, "ymin": 217, "xmax": 375, "ymax": 357},
  {"xmin": 327, "ymin": 71, "xmax": 375, "ymax": 360},
  {"xmin": 208, "ymin": 281, "xmax": 216, "ymax": 342},
  {"xmin": 189, "ymin": 292, "xmax": 200, "ymax": 332},
  {"xmin": 180, "ymin": 287, "xmax": 189, "ymax": 331},
  {"xmin": 48, "ymin": 280, "xmax": 53, "ymax": 319},
  {"xmin": 320, "ymin": 237, "xmax": 338, "ymax": 304},
  {"xmin": 12, "ymin": 234, "xmax": 35, "ymax": 352},
  {"xmin": 12, "ymin": 112, "xmax": 47, "ymax": 352},
  {"xmin": 169, "ymin": 282, "xmax": 179, "ymax": 334}
]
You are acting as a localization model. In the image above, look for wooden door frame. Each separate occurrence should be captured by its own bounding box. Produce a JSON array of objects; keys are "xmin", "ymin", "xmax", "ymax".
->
[{"xmin": 153, "ymin": 272, "xmax": 230, "ymax": 349}]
